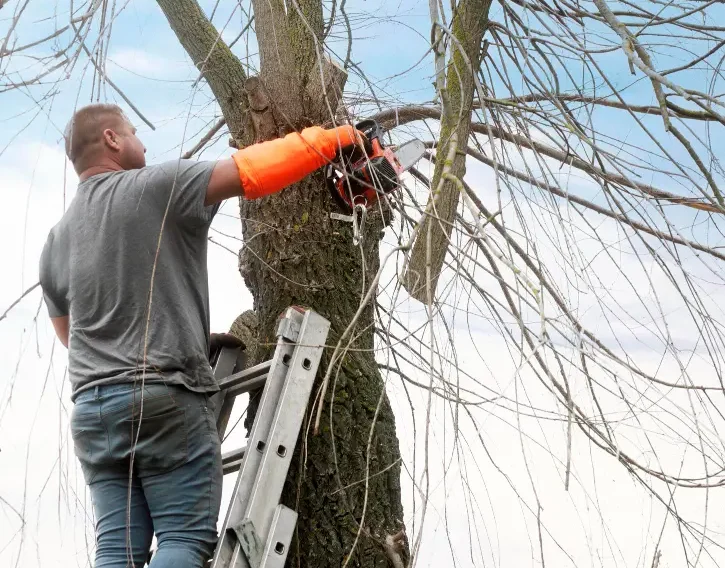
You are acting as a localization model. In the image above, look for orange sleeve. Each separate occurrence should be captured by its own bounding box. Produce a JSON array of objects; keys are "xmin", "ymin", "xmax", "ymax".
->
[{"xmin": 232, "ymin": 125, "xmax": 359, "ymax": 200}]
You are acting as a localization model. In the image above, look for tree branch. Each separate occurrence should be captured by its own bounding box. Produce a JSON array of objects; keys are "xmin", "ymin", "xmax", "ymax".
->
[
  {"xmin": 156, "ymin": 0, "xmax": 252, "ymax": 146},
  {"xmin": 460, "ymin": 145, "xmax": 725, "ymax": 262},
  {"xmin": 72, "ymin": 26, "xmax": 156, "ymax": 130},
  {"xmin": 477, "ymin": 94, "xmax": 720, "ymax": 121},
  {"xmin": 0, "ymin": 282, "xmax": 40, "ymax": 323},
  {"xmin": 402, "ymin": 0, "xmax": 493, "ymax": 302},
  {"xmin": 182, "ymin": 117, "xmax": 226, "ymax": 159},
  {"xmin": 372, "ymin": 104, "xmax": 724, "ymax": 214}
]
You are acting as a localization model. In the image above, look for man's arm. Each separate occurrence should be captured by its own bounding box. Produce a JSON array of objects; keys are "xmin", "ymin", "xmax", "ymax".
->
[
  {"xmin": 51, "ymin": 316, "xmax": 70, "ymax": 348},
  {"xmin": 206, "ymin": 158, "xmax": 243, "ymax": 206},
  {"xmin": 204, "ymin": 125, "xmax": 363, "ymax": 207}
]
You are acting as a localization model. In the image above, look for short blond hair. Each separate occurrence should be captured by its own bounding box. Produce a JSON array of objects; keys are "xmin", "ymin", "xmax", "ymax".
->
[{"xmin": 64, "ymin": 104, "xmax": 128, "ymax": 173}]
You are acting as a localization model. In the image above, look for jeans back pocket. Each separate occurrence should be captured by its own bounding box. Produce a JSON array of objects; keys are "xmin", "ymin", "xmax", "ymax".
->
[{"xmin": 117, "ymin": 394, "xmax": 189, "ymax": 478}]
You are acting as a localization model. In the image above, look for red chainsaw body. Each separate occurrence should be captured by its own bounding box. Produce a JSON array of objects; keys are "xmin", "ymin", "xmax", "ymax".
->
[{"xmin": 326, "ymin": 120, "xmax": 408, "ymax": 213}]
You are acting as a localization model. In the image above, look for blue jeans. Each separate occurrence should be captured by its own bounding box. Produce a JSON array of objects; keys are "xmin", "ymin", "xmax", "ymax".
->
[{"xmin": 71, "ymin": 383, "xmax": 223, "ymax": 567}]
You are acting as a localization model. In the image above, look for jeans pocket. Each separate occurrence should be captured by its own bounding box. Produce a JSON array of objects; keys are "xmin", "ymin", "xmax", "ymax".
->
[
  {"xmin": 70, "ymin": 411, "xmax": 103, "ymax": 485},
  {"xmin": 127, "ymin": 405, "xmax": 189, "ymax": 478}
]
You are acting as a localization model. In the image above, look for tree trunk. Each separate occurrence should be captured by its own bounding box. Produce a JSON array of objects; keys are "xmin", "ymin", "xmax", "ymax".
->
[
  {"xmin": 156, "ymin": 1, "xmax": 407, "ymax": 566},
  {"xmin": 403, "ymin": 0, "xmax": 492, "ymax": 301}
]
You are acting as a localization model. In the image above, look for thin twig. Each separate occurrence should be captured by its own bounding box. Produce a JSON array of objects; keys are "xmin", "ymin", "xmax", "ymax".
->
[
  {"xmin": 0, "ymin": 282, "xmax": 40, "ymax": 323},
  {"xmin": 182, "ymin": 117, "xmax": 226, "ymax": 159}
]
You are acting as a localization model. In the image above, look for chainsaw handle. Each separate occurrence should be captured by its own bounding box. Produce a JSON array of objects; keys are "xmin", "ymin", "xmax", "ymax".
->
[{"xmin": 355, "ymin": 119, "xmax": 384, "ymax": 146}]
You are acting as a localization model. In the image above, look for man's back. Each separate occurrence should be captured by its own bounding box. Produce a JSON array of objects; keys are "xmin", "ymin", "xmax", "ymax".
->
[{"xmin": 40, "ymin": 159, "xmax": 220, "ymax": 400}]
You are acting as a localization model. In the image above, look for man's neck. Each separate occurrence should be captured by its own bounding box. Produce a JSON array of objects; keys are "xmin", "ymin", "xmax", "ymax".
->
[{"xmin": 78, "ymin": 162, "xmax": 124, "ymax": 182}]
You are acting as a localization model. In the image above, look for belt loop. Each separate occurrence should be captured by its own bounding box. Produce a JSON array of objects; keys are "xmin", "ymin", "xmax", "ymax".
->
[{"xmin": 94, "ymin": 385, "xmax": 99, "ymax": 400}]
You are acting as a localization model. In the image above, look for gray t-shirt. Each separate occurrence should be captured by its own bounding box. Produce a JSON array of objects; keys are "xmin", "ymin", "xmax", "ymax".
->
[{"xmin": 39, "ymin": 160, "xmax": 221, "ymax": 401}]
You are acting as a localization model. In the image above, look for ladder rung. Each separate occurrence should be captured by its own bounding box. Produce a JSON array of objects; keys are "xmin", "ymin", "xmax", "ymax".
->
[
  {"xmin": 222, "ymin": 446, "xmax": 247, "ymax": 475},
  {"xmin": 218, "ymin": 360, "xmax": 272, "ymax": 396}
]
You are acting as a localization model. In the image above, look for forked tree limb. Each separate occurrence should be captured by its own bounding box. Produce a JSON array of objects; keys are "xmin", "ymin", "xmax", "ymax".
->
[{"xmin": 250, "ymin": 0, "xmax": 326, "ymax": 130}]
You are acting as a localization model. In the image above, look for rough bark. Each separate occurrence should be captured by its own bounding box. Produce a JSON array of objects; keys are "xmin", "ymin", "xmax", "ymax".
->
[
  {"xmin": 402, "ymin": 0, "xmax": 492, "ymax": 301},
  {"xmin": 155, "ymin": 1, "xmax": 407, "ymax": 566},
  {"xmin": 249, "ymin": 0, "xmax": 325, "ymax": 130}
]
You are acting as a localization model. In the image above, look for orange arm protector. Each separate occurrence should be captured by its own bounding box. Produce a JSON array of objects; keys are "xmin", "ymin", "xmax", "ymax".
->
[{"xmin": 232, "ymin": 125, "xmax": 359, "ymax": 200}]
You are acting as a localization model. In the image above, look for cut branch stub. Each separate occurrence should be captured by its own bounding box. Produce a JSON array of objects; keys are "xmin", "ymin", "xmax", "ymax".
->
[
  {"xmin": 229, "ymin": 309, "xmax": 259, "ymax": 364},
  {"xmin": 245, "ymin": 76, "xmax": 279, "ymax": 142}
]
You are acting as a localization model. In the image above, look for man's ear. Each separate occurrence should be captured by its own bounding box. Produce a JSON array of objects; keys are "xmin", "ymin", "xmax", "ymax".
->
[{"xmin": 103, "ymin": 128, "xmax": 121, "ymax": 152}]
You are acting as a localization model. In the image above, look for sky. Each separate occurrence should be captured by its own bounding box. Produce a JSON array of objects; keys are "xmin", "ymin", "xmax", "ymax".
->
[{"xmin": 2, "ymin": 1, "xmax": 725, "ymax": 567}]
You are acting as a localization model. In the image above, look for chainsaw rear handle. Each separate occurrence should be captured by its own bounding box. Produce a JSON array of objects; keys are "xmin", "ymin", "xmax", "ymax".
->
[{"xmin": 354, "ymin": 119, "xmax": 384, "ymax": 156}]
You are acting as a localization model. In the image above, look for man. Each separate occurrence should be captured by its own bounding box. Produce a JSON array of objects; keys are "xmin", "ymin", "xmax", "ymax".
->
[{"xmin": 39, "ymin": 103, "xmax": 361, "ymax": 567}]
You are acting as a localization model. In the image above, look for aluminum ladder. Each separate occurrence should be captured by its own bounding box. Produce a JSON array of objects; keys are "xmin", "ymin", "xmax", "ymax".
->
[{"xmin": 207, "ymin": 307, "xmax": 330, "ymax": 568}]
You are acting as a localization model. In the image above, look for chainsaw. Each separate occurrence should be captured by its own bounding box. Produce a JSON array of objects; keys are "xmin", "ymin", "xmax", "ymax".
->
[{"xmin": 326, "ymin": 119, "xmax": 425, "ymax": 214}]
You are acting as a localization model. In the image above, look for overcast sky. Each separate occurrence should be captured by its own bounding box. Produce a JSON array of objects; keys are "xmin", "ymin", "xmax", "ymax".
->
[{"xmin": 2, "ymin": 1, "xmax": 725, "ymax": 567}]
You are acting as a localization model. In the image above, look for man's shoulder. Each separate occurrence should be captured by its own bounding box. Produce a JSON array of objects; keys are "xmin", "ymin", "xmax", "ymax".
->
[
  {"xmin": 123, "ymin": 159, "xmax": 210, "ymax": 189},
  {"xmin": 146, "ymin": 159, "xmax": 209, "ymax": 175}
]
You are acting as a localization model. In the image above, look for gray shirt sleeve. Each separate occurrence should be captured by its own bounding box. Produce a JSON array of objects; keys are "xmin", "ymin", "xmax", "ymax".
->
[{"xmin": 39, "ymin": 231, "xmax": 69, "ymax": 318}]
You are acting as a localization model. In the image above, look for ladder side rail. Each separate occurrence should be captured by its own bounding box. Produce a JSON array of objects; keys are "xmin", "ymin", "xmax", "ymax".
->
[
  {"xmin": 258, "ymin": 505, "xmax": 297, "ymax": 568},
  {"xmin": 240, "ymin": 310, "xmax": 330, "ymax": 547},
  {"xmin": 211, "ymin": 310, "xmax": 304, "ymax": 568}
]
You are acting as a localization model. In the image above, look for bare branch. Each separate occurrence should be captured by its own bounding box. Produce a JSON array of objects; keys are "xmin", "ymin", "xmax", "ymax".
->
[
  {"xmin": 459, "ymin": 145, "xmax": 725, "ymax": 262},
  {"xmin": 0, "ymin": 282, "xmax": 40, "ymax": 323},
  {"xmin": 478, "ymin": 93, "xmax": 721, "ymax": 121},
  {"xmin": 373, "ymin": 104, "xmax": 724, "ymax": 213},
  {"xmin": 71, "ymin": 27, "xmax": 156, "ymax": 130},
  {"xmin": 156, "ymin": 0, "xmax": 251, "ymax": 145},
  {"xmin": 181, "ymin": 117, "xmax": 226, "ymax": 159}
]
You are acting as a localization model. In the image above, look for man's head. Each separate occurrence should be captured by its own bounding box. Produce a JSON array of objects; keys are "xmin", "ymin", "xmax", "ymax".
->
[{"xmin": 64, "ymin": 104, "xmax": 146, "ymax": 176}]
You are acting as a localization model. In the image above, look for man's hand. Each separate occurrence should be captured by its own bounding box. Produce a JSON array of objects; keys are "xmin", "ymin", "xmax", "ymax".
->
[{"xmin": 209, "ymin": 332, "xmax": 245, "ymax": 361}]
